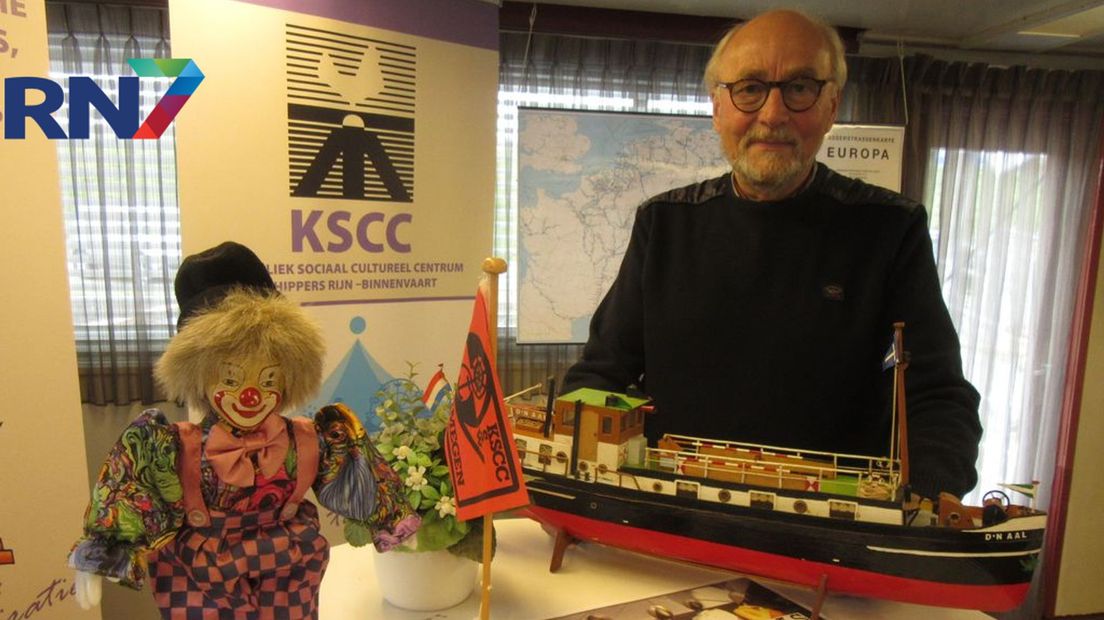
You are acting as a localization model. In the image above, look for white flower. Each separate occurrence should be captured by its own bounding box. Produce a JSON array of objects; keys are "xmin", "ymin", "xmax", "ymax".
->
[
  {"xmin": 435, "ymin": 495, "xmax": 457, "ymax": 518},
  {"xmin": 392, "ymin": 445, "xmax": 413, "ymax": 461},
  {"xmin": 404, "ymin": 465, "xmax": 428, "ymax": 491}
]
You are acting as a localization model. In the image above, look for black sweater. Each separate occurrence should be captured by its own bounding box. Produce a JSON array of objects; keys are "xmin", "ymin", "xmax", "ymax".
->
[{"xmin": 563, "ymin": 164, "xmax": 982, "ymax": 499}]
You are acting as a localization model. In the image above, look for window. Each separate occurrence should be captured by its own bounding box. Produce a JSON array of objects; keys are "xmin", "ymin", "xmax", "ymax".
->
[
  {"xmin": 49, "ymin": 5, "xmax": 180, "ymax": 405},
  {"xmin": 924, "ymin": 145, "xmax": 1072, "ymax": 505},
  {"xmin": 675, "ymin": 480, "xmax": 700, "ymax": 499},
  {"xmin": 750, "ymin": 491, "xmax": 776, "ymax": 510},
  {"xmin": 829, "ymin": 500, "xmax": 858, "ymax": 520}
]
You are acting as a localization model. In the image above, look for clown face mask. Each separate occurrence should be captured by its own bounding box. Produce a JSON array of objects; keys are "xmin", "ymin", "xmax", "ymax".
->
[{"xmin": 207, "ymin": 359, "xmax": 285, "ymax": 430}]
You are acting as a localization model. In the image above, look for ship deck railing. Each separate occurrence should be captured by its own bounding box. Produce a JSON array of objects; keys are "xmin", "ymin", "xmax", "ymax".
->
[
  {"xmin": 505, "ymin": 403, "xmax": 901, "ymax": 498},
  {"xmin": 646, "ymin": 435, "xmax": 901, "ymax": 498}
]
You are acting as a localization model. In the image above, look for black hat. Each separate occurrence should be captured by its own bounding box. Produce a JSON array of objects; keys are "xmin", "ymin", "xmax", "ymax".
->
[{"xmin": 174, "ymin": 241, "xmax": 277, "ymax": 329}]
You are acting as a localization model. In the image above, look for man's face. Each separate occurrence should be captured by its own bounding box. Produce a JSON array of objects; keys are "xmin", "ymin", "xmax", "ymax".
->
[
  {"xmin": 206, "ymin": 357, "xmax": 284, "ymax": 430},
  {"xmin": 711, "ymin": 13, "xmax": 839, "ymax": 200}
]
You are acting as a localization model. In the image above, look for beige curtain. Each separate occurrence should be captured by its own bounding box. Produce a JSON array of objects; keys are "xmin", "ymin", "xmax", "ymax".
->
[
  {"xmin": 46, "ymin": 2, "xmax": 178, "ymax": 405},
  {"xmin": 905, "ymin": 57, "xmax": 1103, "ymax": 506}
]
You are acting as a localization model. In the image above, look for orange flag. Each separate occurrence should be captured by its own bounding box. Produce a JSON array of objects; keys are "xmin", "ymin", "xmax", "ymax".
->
[{"xmin": 444, "ymin": 287, "xmax": 529, "ymax": 521}]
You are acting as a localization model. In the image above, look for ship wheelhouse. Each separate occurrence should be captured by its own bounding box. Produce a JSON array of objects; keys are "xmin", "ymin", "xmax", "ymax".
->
[{"xmin": 509, "ymin": 387, "xmax": 650, "ymax": 481}]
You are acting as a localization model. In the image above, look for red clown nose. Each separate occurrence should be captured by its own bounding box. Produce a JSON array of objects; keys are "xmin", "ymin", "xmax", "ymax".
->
[{"xmin": 238, "ymin": 387, "xmax": 262, "ymax": 407}]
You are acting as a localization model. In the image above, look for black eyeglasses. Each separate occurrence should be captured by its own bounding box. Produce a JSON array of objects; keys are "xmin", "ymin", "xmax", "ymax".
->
[{"xmin": 716, "ymin": 77, "xmax": 829, "ymax": 113}]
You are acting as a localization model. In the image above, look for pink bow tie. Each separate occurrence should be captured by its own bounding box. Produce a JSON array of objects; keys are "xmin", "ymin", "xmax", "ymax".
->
[{"xmin": 205, "ymin": 414, "xmax": 289, "ymax": 487}]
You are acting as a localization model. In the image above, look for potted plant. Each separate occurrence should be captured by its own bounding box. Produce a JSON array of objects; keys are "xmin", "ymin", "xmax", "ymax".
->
[{"xmin": 349, "ymin": 366, "xmax": 489, "ymax": 610}]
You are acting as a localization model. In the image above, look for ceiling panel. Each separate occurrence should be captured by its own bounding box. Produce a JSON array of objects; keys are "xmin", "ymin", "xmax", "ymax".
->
[{"xmin": 522, "ymin": 0, "xmax": 1104, "ymax": 58}]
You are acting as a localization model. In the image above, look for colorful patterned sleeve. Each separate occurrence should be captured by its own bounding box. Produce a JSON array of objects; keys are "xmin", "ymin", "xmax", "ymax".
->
[
  {"xmin": 68, "ymin": 409, "xmax": 185, "ymax": 589},
  {"xmin": 313, "ymin": 404, "xmax": 420, "ymax": 551}
]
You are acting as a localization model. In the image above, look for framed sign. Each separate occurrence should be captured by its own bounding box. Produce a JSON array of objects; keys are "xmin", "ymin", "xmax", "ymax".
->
[{"xmin": 817, "ymin": 124, "xmax": 905, "ymax": 192}]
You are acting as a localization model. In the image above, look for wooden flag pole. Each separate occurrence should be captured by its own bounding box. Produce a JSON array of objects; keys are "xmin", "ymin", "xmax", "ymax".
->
[
  {"xmin": 478, "ymin": 257, "xmax": 507, "ymax": 620},
  {"xmin": 893, "ymin": 322, "xmax": 910, "ymax": 489}
]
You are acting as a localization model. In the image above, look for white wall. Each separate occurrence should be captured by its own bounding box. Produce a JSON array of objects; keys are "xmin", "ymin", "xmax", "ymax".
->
[
  {"xmin": 1055, "ymin": 228, "xmax": 1104, "ymax": 616},
  {"xmin": 0, "ymin": 3, "xmax": 96, "ymax": 618}
]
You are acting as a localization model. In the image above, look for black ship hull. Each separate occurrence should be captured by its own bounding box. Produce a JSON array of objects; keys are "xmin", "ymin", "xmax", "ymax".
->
[{"xmin": 523, "ymin": 471, "xmax": 1043, "ymax": 611}]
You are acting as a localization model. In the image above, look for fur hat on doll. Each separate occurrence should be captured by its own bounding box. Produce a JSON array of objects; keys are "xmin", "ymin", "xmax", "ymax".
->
[{"xmin": 157, "ymin": 242, "xmax": 324, "ymax": 421}]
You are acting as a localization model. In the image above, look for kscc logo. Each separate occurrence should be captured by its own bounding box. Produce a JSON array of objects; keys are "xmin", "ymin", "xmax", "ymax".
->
[{"xmin": 2, "ymin": 58, "xmax": 203, "ymax": 140}]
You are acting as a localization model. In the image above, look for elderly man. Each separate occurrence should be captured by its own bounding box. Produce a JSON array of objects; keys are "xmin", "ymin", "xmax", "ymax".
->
[{"xmin": 562, "ymin": 10, "xmax": 982, "ymax": 500}]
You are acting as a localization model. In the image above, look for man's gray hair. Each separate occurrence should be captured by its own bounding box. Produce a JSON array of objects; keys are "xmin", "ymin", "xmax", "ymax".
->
[{"xmin": 703, "ymin": 10, "xmax": 848, "ymax": 93}]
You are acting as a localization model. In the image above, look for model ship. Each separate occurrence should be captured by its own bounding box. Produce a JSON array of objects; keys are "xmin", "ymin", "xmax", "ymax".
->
[{"xmin": 504, "ymin": 326, "xmax": 1045, "ymax": 612}]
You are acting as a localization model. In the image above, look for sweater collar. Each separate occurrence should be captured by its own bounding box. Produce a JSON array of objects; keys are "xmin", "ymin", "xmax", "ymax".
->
[
  {"xmin": 728, "ymin": 163, "xmax": 825, "ymax": 205},
  {"xmin": 733, "ymin": 163, "xmax": 821, "ymax": 201}
]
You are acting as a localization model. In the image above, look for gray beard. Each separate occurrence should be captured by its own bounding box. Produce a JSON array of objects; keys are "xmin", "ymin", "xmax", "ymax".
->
[{"xmin": 731, "ymin": 151, "xmax": 809, "ymax": 197}]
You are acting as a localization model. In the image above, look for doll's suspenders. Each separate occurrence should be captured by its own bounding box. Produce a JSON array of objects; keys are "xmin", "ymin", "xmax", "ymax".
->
[{"xmin": 174, "ymin": 419, "xmax": 321, "ymax": 527}]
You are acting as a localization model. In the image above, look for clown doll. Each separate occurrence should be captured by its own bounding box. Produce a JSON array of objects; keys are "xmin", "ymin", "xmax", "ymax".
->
[{"xmin": 69, "ymin": 242, "xmax": 419, "ymax": 618}]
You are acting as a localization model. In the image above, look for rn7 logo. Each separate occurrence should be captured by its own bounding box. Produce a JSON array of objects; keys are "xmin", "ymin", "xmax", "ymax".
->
[{"xmin": 3, "ymin": 58, "xmax": 203, "ymax": 140}]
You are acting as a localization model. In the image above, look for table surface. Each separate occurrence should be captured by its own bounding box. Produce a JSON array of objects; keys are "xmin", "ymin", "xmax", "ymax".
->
[{"xmin": 319, "ymin": 517, "xmax": 994, "ymax": 619}]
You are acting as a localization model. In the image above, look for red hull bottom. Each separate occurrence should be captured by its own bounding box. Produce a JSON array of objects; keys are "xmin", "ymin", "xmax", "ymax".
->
[{"xmin": 525, "ymin": 506, "xmax": 1030, "ymax": 612}]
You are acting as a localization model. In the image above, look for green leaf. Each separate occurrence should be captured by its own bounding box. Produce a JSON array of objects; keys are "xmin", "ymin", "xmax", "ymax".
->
[
  {"xmin": 448, "ymin": 520, "xmax": 494, "ymax": 563},
  {"xmin": 431, "ymin": 465, "xmax": 450, "ymax": 477},
  {"xmin": 344, "ymin": 520, "xmax": 375, "ymax": 547},
  {"xmin": 407, "ymin": 490, "xmax": 422, "ymax": 508},
  {"xmin": 415, "ymin": 511, "xmax": 466, "ymax": 552},
  {"xmin": 452, "ymin": 515, "xmax": 469, "ymax": 536},
  {"xmin": 422, "ymin": 485, "xmax": 441, "ymax": 501}
]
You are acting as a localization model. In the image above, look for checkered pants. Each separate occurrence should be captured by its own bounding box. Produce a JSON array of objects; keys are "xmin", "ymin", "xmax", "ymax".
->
[{"xmin": 148, "ymin": 502, "xmax": 329, "ymax": 619}]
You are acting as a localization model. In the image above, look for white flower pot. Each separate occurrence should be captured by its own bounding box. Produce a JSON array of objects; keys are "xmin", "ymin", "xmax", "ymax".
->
[{"xmin": 374, "ymin": 547, "xmax": 477, "ymax": 611}]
